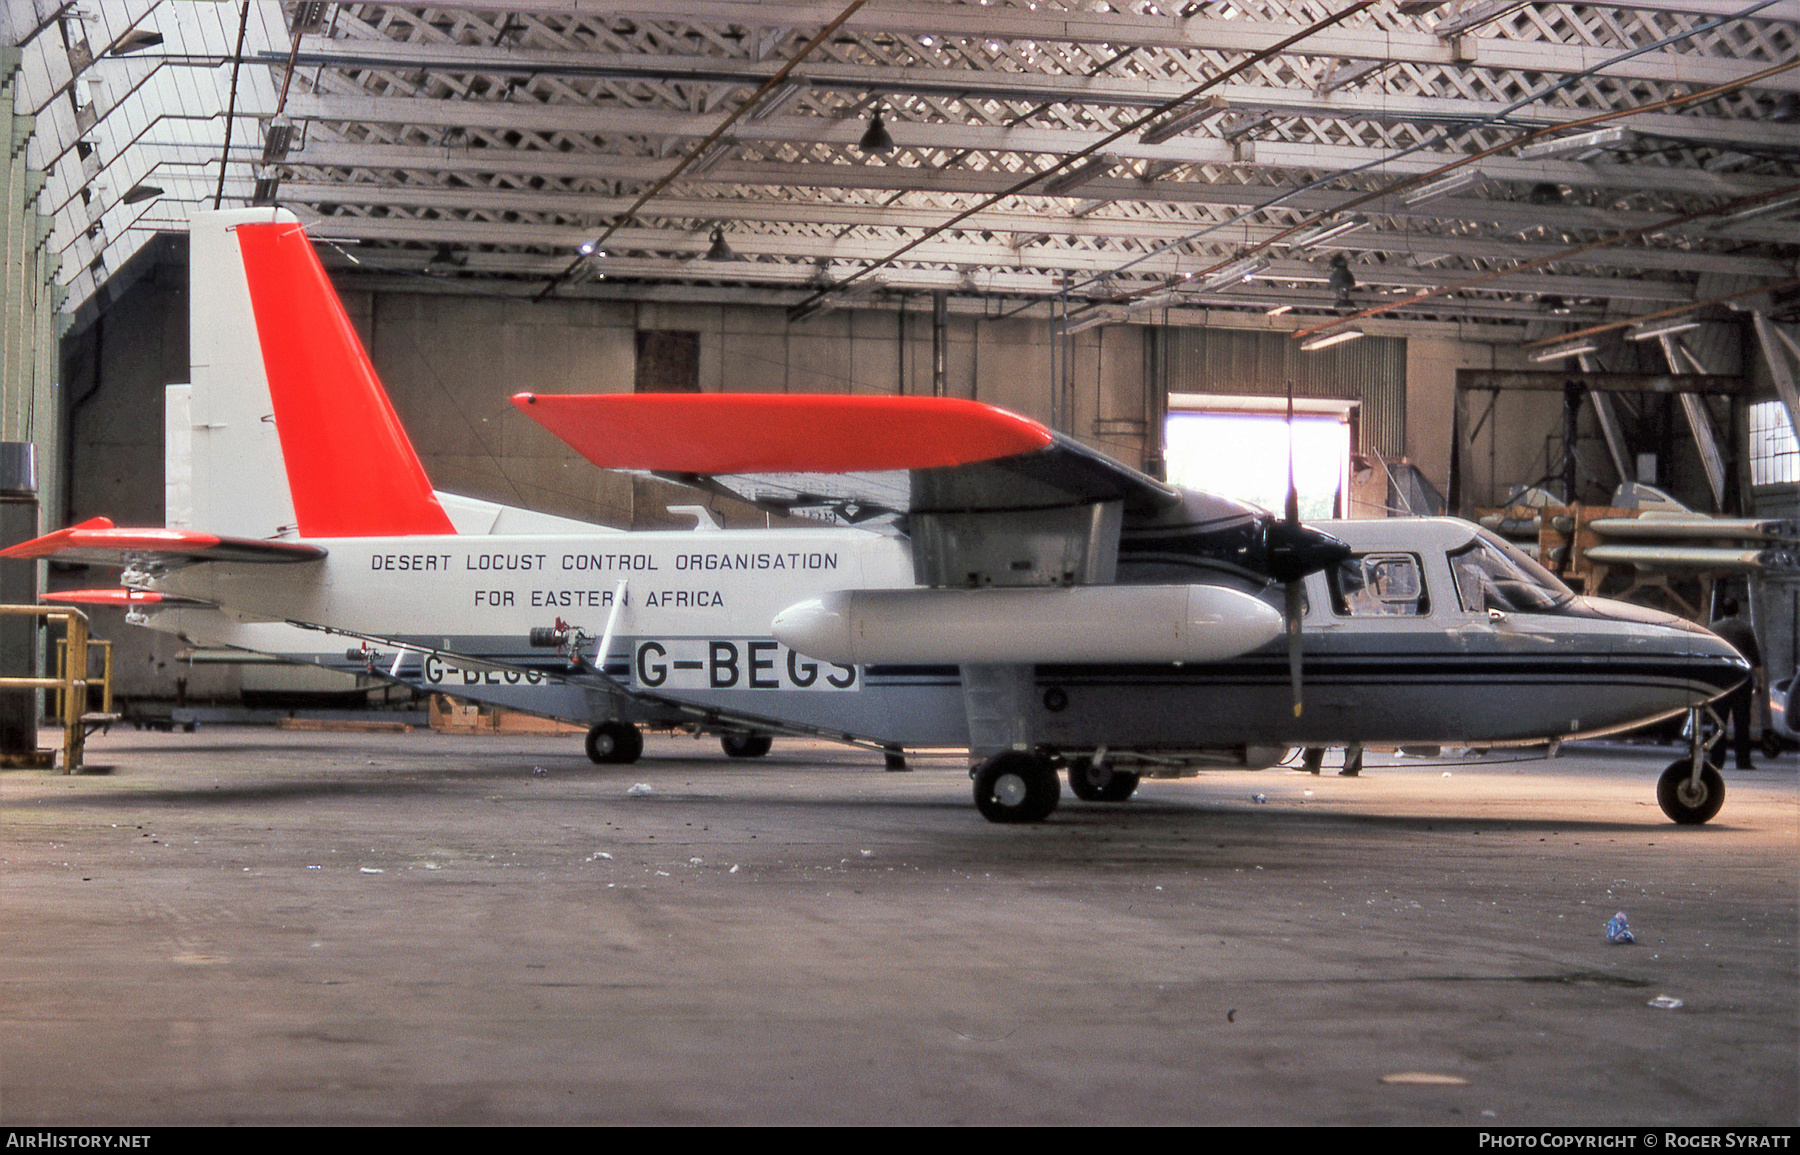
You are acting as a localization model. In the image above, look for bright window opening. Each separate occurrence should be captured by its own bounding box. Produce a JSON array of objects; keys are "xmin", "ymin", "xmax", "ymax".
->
[
  {"xmin": 1164, "ymin": 398, "xmax": 1353, "ymax": 520},
  {"xmin": 1748, "ymin": 400, "xmax": 1798, "ymax": 486}
]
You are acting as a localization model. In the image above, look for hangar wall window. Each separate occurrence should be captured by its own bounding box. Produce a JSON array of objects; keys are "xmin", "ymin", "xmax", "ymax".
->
[
  {"xmin": 1747, "ymin": 401, "xmax": 1798, "ymax": 486},
  {"xmin": 1163, "ymin": 394, "xmax": 1354, "ymax": 520},
  {"xmin": 635, "ymin": 331, "xmax": 700, "ymax": 393}
]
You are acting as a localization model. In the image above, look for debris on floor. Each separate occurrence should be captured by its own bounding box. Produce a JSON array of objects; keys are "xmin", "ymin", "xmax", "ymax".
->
[{"xmin": 1380, "ymin": 1072, "xmax": 1470, "ymax": 1086}]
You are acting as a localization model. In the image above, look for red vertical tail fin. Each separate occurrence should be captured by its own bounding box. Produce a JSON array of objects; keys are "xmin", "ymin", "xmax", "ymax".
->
[{"xmin": 186, "ymin": 209, "xmax": 453, "ymax": 539}]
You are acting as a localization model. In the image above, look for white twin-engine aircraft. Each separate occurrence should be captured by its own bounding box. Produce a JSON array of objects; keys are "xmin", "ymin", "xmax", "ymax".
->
[{"xmin": 13, "ymin": 210, "xmax": 1749, "ymax": 825}]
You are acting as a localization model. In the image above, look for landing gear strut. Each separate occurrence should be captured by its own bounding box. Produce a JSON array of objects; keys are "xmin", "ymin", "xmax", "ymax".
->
[
  {"xmin": 1657, "ymin": 705, "xmax": 1726, "ymax": 825},
  {"xmin": 972, "ymin": 751, "xmax": 1060, "ymax": 823},
  {"xmin": 586, "ymin": 721, "xmax": 643, "ymax": 764}
]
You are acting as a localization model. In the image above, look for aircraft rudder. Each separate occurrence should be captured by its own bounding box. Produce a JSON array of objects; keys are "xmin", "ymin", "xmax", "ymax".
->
[{"xmin": 188, "ymin": 210, "xmax": 453, "ymax": 539}]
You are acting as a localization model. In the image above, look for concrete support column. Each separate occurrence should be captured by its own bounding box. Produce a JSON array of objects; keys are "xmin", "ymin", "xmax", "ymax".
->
[
  {"xmin": 932, "ymin": 290, "xmax": 946, "ymax": 398},
  {"xmin": 0, "ymin": 442, "xmax": 38, "ymax": 755}
]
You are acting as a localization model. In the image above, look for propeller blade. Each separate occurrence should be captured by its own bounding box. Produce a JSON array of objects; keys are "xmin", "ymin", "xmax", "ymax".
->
[
  {"xmin": 1286, "ymin": 579, "xmax": 1304, "ymax": 719},
  {"xmin": 1284, "ymin": 378, "xmax": 1302, "ymax": 718},
  {"xmin": 1284, "ymin": 381, "xmax": 1299, "ymax": 527}
]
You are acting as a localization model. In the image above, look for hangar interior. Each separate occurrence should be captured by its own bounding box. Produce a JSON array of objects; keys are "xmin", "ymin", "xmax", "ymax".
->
[{"xmin": 1, "ymin": 0, "xmax": 1797, "ymax": 711}]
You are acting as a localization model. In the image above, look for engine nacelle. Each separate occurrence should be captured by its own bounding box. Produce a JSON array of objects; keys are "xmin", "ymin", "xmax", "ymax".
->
[{"xmin": 771, "ymin": 584, "xmax": 1283, "ymax": 666}]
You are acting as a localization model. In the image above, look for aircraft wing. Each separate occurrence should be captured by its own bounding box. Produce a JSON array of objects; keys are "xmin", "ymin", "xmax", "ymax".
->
[
  {"xmin": 510, "ymin": 393, "xmax": 1181, "ymax": 524},
  {"xmin": 0, "ymin": 518, "xmax": 326, "ymax": 568}
]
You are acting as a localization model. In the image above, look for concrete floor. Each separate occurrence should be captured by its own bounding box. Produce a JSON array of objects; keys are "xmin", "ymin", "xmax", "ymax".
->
[{"xmin": 1, "ymin": 726, "xmax": 1794, "ymax": 1126}]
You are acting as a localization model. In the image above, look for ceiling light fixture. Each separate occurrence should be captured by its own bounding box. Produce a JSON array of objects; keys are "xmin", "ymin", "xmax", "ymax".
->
[
  {"xmin": 1403, "ymin": 169, "xmax": 1484, "ymax": 206},
  {"xmin": 1289, "ymin": 214, "xmax": 1370, "ymax": 252},
  {"xmin": 704, "ymin": 227, "xmax": 737, "ymax": 261},
  {"xmin": 1127, "ymin": 292, "xmax": 1179, "ymax": 312},
  {"xmin": 1266, "ymin": 303, "xmax": 1294, "ymax": 316},
  {"xmin": 1202, "ymin": 256, "xmax": 1269, "ymax": 291},
  {"xmin": 857, "ymin": 104, "xmax": 895, "ymax": 155},
  {"xmin": 1713, "ymin": 189, "xmax": 1800, "ymax": 226},
  {"xmin": 1626, "ymin": 319, "xmax": 1702, "ymax": 342},
  {"xmin": 1041, "ymin": 154, "xmax": 1120, "ymax": 197},
  {"xmin": 1518, "ymin": 126, "xmax": 1631, "ymax": 162},
  {"xmin": 1327, "ymin": 253, "xmax": 1357, "ymax": 305},
  {"xmin": 109, "ymin": 28, "xmax": 164, "ymax": 55},
  {"xmin": 1064, "ymin": 307, "xmax": 1123, "ymax": 334},
  {"xmin": 1300, "ymin": 328, "xmax": 1364, "ymax": 351},
  {"xmin": 1138, "ymin": 96, "xmax": 1227, "ymax": 146},
  {"xmin": 1529, "ymin": 340, "xmax": 1599, "ymax": 363}
]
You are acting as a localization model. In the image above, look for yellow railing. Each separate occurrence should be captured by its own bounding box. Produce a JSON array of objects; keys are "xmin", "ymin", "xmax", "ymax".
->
[
  {"xmin": 0, "ymin": 604, "xmax": 111, "ymax": 772},
  {"xmin": 54, "ymin": 635, "xmax": 113, "ymax": 725}
]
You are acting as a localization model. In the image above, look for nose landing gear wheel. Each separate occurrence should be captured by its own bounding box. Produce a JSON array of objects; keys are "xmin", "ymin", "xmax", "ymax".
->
[
  {"xmin": 1066, "ymin": 757, "xmax": 1141, "ymax": 802},
  {"xmin": 1657, "ymin": 758, "xmax": 1725, "ymax": 825},
  {"xmin": 720, "ymin": 732, "xmax": 773, "ymax": 758},
  {"xmin": 973, "ymin": 752, "xmax": 1060, "ymax": 823},
  {"xmin": 586, "ymin": 722, "xmax": 643, "ymax": 764}
]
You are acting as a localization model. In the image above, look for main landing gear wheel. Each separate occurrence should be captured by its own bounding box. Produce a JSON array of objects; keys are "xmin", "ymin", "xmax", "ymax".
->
[
  {"xmin": 720, "ymin": 732, "xmax": 773, "ymax": 759},
  {"xmin": 585, "ymin": 722, "xmax": 643, "ymax": 765},
  {"xmin": 1657, "ymin": 758, "xmax": 1725, "ymax": 825},
  {"xmin": 1066, "ymin": 757, "xmax": 1140, "ymax": 803},
  {"xmin": 973, "ymin": 752, "xmax": 1060, "ymax": 823}
]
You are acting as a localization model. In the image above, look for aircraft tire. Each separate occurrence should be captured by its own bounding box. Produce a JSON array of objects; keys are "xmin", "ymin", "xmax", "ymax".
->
[
  {"xmin": 1657, "ymin": 758, "xmax": 1725, "ymax": 825},
  {"xmin": 721, "ymin": 732, "xmax": 773, "ymax": 758},
  {"xmin": 586, "ymin": 722, "xmax": 643, "ymax": 765},
  {"xmin": 973, "ymin": 752, "xmax": 1059, "ymax": 823},
  {"xmin": 1066, "ymin": 757, "xmax": 1140, "ymax": 803}
]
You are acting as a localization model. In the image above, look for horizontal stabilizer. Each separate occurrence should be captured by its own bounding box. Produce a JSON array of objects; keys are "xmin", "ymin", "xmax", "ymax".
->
[
  {"xmin": 0, "ymin": 518, "xmax": 327, "ymax": 567},
  {"xmin": 41, "ymin": 588, "xmax": 210, "ymax": 607}
]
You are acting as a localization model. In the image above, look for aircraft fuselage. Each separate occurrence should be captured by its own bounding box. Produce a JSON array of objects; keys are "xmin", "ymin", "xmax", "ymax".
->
[{"xmin": 151, "ymin": 517, "xmax": 1747, "ymax": 757}]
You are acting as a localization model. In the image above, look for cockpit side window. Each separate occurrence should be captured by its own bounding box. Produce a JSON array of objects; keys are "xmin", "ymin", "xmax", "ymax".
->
[
  {"xmin": 1446, "ymin": 533, "xmax": 1574, "ymax": 614},
  {"xmin": 1328, "ymin": 553, "xmax": 1430, "ymax": 617}
]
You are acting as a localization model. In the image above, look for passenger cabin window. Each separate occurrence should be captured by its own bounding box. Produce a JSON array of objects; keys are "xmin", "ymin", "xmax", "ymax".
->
[
  {"xmin": 1447, "ymin": 532, "xmax": 1576, "ymax": 614},
  {"xmin": 1329, "ymin": 553, "xmax": 1429, "ymax": 617}
]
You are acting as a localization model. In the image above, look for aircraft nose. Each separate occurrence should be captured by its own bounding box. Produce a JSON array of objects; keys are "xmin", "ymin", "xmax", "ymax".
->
[
  {"xmin": 1264, "ymin": 521, "xmax": 1352, "ymax": 584},
  {"xmin": 1587, "ymin": 595, "xmax": 1751, "ymax": 702},
  {"xmin": 1696, "ymin": 628, "xmax": 1753, "ymax": 697}
]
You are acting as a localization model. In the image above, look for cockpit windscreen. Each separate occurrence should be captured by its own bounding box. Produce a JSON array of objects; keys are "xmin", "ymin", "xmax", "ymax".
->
[{"xmin": 1447, "ymin": 530, "xmax": 1577, "ymax": 614}]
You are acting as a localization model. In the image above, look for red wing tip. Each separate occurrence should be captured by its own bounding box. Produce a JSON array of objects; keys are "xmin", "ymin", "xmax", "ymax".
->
[
  {"xmin": 513, "ymin": 393, "xmax": 538, "ymax": 405},
  {"xmin": 0, "ymin": 525, "xmax": 231, "ymax": 561},
  {"xmin": 41, "ymin": 589, "xmax": 170, "ymax": 606}
]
